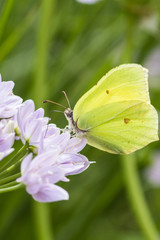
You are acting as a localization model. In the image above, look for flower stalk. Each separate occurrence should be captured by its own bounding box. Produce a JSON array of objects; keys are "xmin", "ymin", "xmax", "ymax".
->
[
  {"xmin": 0, "ymin": 183, "xmax": 23, "ymax": 193},
  {"xmin": 121, "ymin": 154, "xmax": 159, "ymax": 240},
  {"xmin": 0, "ymin": 173, "xmax": 21, "ymax": 185},
  {"xmin": 0, "ymin": 144, "xmax": 28, "ymax": 173}
]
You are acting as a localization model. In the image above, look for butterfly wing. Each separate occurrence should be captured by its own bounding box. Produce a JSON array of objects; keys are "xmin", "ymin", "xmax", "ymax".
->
[
  {"xmin": 77, "ymin": 100, "xmax": 158, "ymax": 154},
  {"xmin": 72, "ymin": 64, "xmax": 158, "ymax": 154},
  {"xmin": 73, "ymin": 64, "xmax": 150, "ymax": 121}
]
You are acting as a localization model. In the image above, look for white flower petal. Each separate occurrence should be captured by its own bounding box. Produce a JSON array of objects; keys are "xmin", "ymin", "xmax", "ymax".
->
[
  {"xmin": 65, "ymin": 137, "xmax": 87, "ymax": 153},
  {"xmin": 32, "ymin": 184, "xmax": 69, "ymax": 202},
  {"xmin": 21, "ymin": 153, "xmax": 33, "ymax": 174}
]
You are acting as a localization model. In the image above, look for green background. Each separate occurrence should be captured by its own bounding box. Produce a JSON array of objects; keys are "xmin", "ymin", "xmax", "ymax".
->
[{"xmin": 0, "ymin": 0, "xmax": 160, "ymax": 239}]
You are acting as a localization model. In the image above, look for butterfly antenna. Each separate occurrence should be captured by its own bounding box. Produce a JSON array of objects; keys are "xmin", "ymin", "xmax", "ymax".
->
[
  {"xmin": 62, "ymin": 91, "xmax": 71, "ymax": 109},
  {"xmin": 50, "ymin": 110, "xmax": 64, "ymax": 114},
  {"xmin": 43, "ymin": 100, "xmax": 66, "ymax": 109}
]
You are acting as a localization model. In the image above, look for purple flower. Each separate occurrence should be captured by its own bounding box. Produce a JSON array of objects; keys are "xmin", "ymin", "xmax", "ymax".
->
[
  {"xmin": 38, "ymin": 124, "xmax": 90, "ymax": 178},
  {"xmin": 17, "ymin": 100, "xmax": 49, "ymax": 150},
  {"xmin": 0, "ymin": 75, "xmax": 22, "ymax": 119},
  {"xmin": 39, "ymin": 123, "xmax": 87, "ymax": 155},
  {"xmin": 0, "ymin": 120, "xmax": 15, "ymax": 160},
  {"xmin": 57, "ymin": 152, "xmax": 90, "ymax": 176},
  {"xmin": 145, "ymin": 152, "xmax": 160, "ymax": 186},
  {"xmin": 3, "ymin": 91, "xmax": 92, "ymax": 202},
  {"xmin": 17, "ymin": 125, "xmax": 90, "ymax": 203},
  {"xmin": 17, "ymin": 149, "xmax": 90, "ymax": 202},
  {"xmin": 17, "ymin": 152, "xmax": 69, "ymax": 202}
]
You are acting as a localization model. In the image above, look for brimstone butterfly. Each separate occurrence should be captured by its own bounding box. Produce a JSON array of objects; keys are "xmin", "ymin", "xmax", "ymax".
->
[{"xmin": 64, "ymin": 64, "xmax": 159, "ymax": 154}]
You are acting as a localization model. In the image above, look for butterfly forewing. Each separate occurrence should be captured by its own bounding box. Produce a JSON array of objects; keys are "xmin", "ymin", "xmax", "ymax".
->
[{"xmin": 73, "ymin": 64, "xmax": 150, "ymax": 121}]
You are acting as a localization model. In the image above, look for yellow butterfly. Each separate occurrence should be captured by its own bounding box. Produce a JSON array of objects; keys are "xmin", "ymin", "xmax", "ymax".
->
[{"xmin": 64, "ymin": 64, "xmax": 159, "ymax": 154}]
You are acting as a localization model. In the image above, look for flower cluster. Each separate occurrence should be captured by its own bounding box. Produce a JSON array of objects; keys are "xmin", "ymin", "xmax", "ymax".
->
[
  {"xmin": 0, "ymin": 75, "xmax": 22, "ymax": 160},
  {"xmin": 0, "ymin": 76, "xmax": 91, "ymax": 202}
]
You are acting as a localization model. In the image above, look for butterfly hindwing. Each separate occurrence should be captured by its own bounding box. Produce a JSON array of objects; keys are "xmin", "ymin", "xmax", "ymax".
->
[{"xmin": 78, "ymin": 101, "xmax": 158, "ymax": 154}]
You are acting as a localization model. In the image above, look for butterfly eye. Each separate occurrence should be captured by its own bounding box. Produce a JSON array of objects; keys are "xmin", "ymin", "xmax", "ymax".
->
[
  {"xmin": 68, "ymin": 112, "xmax": 73, "ymax": 118},
  {"xmin": 65, "ymin": 109, "xmax": 73, "ymax": 118}
]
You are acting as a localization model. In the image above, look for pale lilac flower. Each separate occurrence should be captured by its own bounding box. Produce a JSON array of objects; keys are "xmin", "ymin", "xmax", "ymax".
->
[
  {"xmin": 76, "ymin": 0, "xmax": 100, "ymax": 4},
  {"xmin": 17, "ymin": 149, "xmax": 90, "ymax": 202},
  {"xmin": 57, "ymin": 152, "xmax": 90, "ymax": 176},
  {"xmin": 10, "ymin": 114, "xmax": 21, "ymax": 139},
  {"xmin": 17, "ymin": 100, "xmax": 49, "ymax": 150},
  {"xmin": 0, "ymin": 75, "xmax": 22, "ymax": 119},
  {"xmin": 39, "ymin": 123, "xmax": 87, "ymax": 155},
  {"xmin": 145, "ymin": 152, "xmax": 160, "ymax": 186},
  {"xmin": 17, "ymin": 152, "xmax": 69, "ymax": 202},
  {"xmin": 38, "ymin": 124, "xmax": 89, "ymax": 178},
  {"xmin": 0, "ymin": 120, "xmax": 15, "ymax": 160}
]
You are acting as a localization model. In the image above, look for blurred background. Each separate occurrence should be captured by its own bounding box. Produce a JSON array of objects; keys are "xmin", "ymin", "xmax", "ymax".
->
[{"xmin": 0, "ymin": 0, "xmax": 160, "ymax": 239}]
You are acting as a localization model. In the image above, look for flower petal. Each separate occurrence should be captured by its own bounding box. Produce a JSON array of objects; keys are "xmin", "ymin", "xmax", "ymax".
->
[
  {"xmin": 65, "ymin": 137, "xmax": 87, "ymax": 153},
  {"xmin": 32, "ymin": 184, "xmax": 69, "ymax": 202},
  {"xmin": 21, "ymin": 153, "xmax": 33, "ymax": 174},
  {"xmin": 58, "ymin": 153, "xmax": 90, "ymax": 175}
]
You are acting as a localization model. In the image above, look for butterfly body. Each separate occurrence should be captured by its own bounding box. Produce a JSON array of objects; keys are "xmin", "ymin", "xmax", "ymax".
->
[
  {"xmin": 64, "ymin": 108, "xmax": 87, "ymax": 137},
  {"xmin": 65, "ymin": 64, "xmax": 159, "ymax": 154}
]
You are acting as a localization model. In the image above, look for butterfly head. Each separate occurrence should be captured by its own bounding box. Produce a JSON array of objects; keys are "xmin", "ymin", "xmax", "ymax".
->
[
  {"xmin": 64, "ymin": 108, "xmax": 87, "ymax": 137},
  {"xmin": 64, "ymin": 108, "xmax": 73, "ymax": 122},
  {"xmin": 64, "ymin": 108, "xmax": 78, "ymax": 134}
]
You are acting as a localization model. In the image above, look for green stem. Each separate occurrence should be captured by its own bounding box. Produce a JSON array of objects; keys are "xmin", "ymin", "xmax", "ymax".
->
[
  {"xmin": 0, "ymin": 180, "xmax": 18, "ymax": 188},
  {"xmin": 57, "ymin": 171, "xmax": 123, "ymax": 240},
  {"xmin": 0, "ymin": 183, "xmax": 23, "ymax": 193},
  {"xmin": 0, "ymin": 154, "xmax": 26, "ymax": 179},
  {"xmin": 31, "ymin": 1, "xmax": 55, "ymax": 239},
  {"xmin": 0, "ymin": 6, "xmax": 37, "ymax": 62},
  {"xmin": 121, "ymin": 154, "xmax": 159, "ymax": 240},
  {"xmin": 0, "ymin": 0, "xmax": 16, "ymax": 42},
  {"xmin": 0, "ymin": 144, "xmax": 27, "ymax": 173},
  {"xmin": 33, "ymin": 202, "xmax": 54, "ymax": 240},
  {"xmin": 33, "ymin": 0, "xmax": 55, "ymax": 107},
  {"xmin": 0, "ymin": 173, "xmax": 20, "ymax": 185}
]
